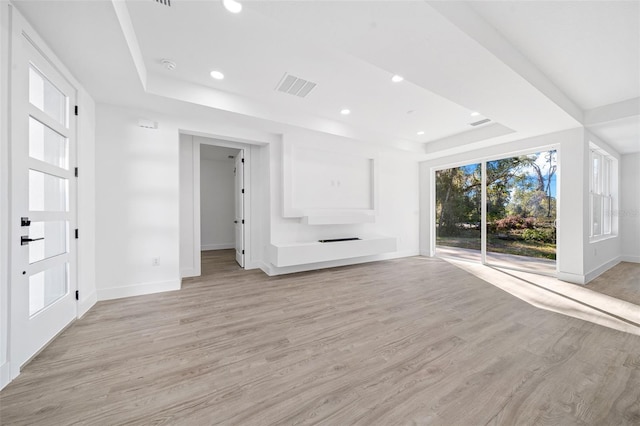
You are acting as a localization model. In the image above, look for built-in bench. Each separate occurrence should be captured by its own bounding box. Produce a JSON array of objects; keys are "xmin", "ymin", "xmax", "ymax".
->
[{"xmin": 269, "ymin": 235, "xmax": 397, "ymax": 267}]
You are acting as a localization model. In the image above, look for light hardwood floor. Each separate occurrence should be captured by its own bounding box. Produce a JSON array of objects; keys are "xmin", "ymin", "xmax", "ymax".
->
[
  {"xmin": 1, "ymin": 251, "xmax": 639, "ymax": 425},
  {"xmin": 586, "ymin": 262, "xmax": 640, "ymax": 306}
]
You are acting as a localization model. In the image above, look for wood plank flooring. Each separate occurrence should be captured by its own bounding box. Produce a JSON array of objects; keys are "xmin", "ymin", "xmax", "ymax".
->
[
  {"xmin": 1, "ymin": 251, "xmax": 639, "ymax": 425},
  {"xmin": 586, "ymin": 262, "xmax": 640, "ymax": 306}
]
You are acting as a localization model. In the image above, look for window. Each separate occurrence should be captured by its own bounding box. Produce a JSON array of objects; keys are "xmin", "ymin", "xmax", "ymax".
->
[{"xmin": 589, "ymin": 145, "xmax": 616, "ymax": 240}]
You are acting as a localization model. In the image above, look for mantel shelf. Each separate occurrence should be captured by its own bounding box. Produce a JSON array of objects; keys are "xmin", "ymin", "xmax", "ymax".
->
[{"xmin": 270, "ymin": 235, "xmax": 397, "ymax": 267}]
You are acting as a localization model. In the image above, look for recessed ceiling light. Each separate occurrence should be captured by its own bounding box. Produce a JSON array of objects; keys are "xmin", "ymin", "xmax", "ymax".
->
[
  {"xmin": 392, "ymin": 75, "xmax": 404, "ymax": 83},
  {"xmin": 417, "ymin": 131, "xmax": 425, "ymax": 135},
  {"xmin": 210, "ymin": 70, "xmax": 225, "ymax": 80},
  {"xmin": 470, "ymin": 111, "xmax": 481, "ymax": 117},
  {"xmin": 222, "ymin": 0, "xmax": 242, "ymax": 13},
  {"xmin": 340, "ymin": 108, "xmax": 351, "ymax": 115}
]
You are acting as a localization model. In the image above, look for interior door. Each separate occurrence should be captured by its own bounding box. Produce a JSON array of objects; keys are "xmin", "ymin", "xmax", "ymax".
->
[
  {"xmin": 234, "ymin": 151, "xmax": 245, "ymax": 267},
  {"xmin": 10, "ymin": 31, "xmax": 77, "ymax": 371}
]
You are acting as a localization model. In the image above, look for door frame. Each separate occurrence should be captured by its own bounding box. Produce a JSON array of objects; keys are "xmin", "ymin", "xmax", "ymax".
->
[
  {"xmin": 233, "ymin": 149, "xmax": 245, "ymax": 267},
  {"xmin": 430, "ymin": 143, "xmax": 561, "ymax": 276},
  {"xmin": 180, "ymin": 132, "xmax": 256, "ymax": 278}
]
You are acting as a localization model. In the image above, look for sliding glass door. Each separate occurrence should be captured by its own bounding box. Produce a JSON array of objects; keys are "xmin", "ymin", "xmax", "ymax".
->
[
  {"xmin": 434, "ymin": 149, "xmax": 557, "ymax": 275},
  {"xmin": 485, "ymin": 151, "xmax": 557, "ymax": 274},
  {"xmin": 435, "ymin": 164, "xmax": 481, "ymax": 262}
]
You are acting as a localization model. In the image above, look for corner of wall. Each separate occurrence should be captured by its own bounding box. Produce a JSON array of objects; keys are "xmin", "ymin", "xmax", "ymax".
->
[
  {"xmin": 0, "ymin": 361, "xmax": 11, "ymax": 390},
  {"xmin": 77, "ymin": 291, "xmax": 97, "ymax": 319},
  {"xmin": 584, "ymin": 256, "xmax": 622, "ymax": 284},
  {"xmin": 557, "ymin": 271, "xmax": 586, "ymax": 285}
]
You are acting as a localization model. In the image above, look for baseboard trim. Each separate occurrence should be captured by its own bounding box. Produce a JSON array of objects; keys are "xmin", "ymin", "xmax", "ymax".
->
[
  {"xmin": 557, "ymin": 271, "xmax": 586, "ymax": 285},
  {"xmin": 97, "ymin": 279, "xmax": 181, "ymax": 301},
  {"xmin": 620, "ymin": 255, "xmax": 640, "ymax": 263},
  {"xmin": 243, "ymin": 260, "xmax": 261, "ymax": 271},
  {"xmin": 585, "ymin": 257, "xmax": 622, "ymax": 284},
  {"xmin": 77, "ymin": 290, "xmax": 97, "ymax": 318},
  {"xmin": 201, "ymin": 243, "xmax": 234, "ymax": 251},
  {"xmin": 181, "ymin": 267, "xmax": 200, "ymax": 278},
  {"xmin": 0, "ymin": 361, "xmax": 11, "ymax": 391},
  {"xmin": 266, "ymin": 250, "xmax": 419, "ymax": 276},
  {"xmin": 259, "ymin": 261, "xmax": 274, "ymax": 277}
]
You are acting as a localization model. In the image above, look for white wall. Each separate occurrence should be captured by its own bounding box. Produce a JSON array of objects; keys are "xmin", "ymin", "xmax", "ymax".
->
[
  {"xmin": 96, "ymin": 105, "xmax": 181, "ymax": 300},
  {"xmin": 200, "ymin": 156, "xmax": 235, "ymax": 250},
  {"xmin": 620, "ymin": 152, "xmax": 640, "ymax": 262},
  {"xmin": 419, "ymin": 128, "xmax": 593, "ymax": 283},
  {"xmin": 266, "ymin": 129, "xmax": 420, "ymax": 275},
  {"xmin": 100, "ymin": 105, "xmax": 275, "ymax": 295}
]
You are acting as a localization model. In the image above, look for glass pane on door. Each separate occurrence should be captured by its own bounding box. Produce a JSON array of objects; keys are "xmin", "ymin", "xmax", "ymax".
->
[
  {"xmin": 29, "ymin": 262, "xmax": 68, "ymax": 316},
  {"xmin": 435, "ymin": 163, "xmax": 482, "ymax": 262},
  {"xmin": 486, "ymin": 150, "xmax": 557, "ymax": 274},
  {"xmin": 28, "ymin": 221, "xmax": 68, "ymax": 264},
  {"xmin": 29, "ymin": 116, "xmax": 68, "ymax": 169},
  {"xmin": 29, "ymin": 170, "xmax": 68, "ymax": 212},
  {"xmin": 29, "ymin": 65, "xmax": 67, "ymax": 127}
]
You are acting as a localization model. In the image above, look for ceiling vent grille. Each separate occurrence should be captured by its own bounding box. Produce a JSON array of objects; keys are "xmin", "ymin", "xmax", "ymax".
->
[
  {"xmin": 154, "ymin": 0, "xmax": 171, "ymax": 6},
  {"xmin": 470, "ymin": 118, "xmax": 491, "ymax": 126},
  {"xmin": 276, "ymin": 73, "xmax": 317, "ymax": 98}
]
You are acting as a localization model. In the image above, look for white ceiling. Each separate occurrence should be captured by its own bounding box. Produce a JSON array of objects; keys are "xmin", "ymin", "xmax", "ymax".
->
[
  {"xmin": 13, "ymin": 0, "xmax": 640, "ymax": 155},
  {"xmin": 12, "ymin": 0, "xmax": 146, "ymax": 106},
  {"xmin": 470, "ymin": 1, "xmax": 640, "ymax": 110},
  {"xmin": 126, "ymin": 0, "xmax": 489, "ymax": 144}
]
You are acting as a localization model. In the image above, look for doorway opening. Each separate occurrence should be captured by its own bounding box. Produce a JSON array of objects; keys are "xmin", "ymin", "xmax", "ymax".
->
[
  {"xmin": 179, "ymin": 133, "xmax": 255, "ymax": 279},
  {"xmin": 199, "ymin": 145, "xmax": 243, "ymax": 268},
  {"xmin": 435, "ymin": 149, "xmax": 558, "ymax": 276}
]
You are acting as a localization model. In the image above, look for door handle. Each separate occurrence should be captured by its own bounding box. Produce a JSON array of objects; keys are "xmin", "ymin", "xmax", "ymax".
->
[{"xmin": 21, "ymin": 236, "xmax": 44, "ymax": 246}]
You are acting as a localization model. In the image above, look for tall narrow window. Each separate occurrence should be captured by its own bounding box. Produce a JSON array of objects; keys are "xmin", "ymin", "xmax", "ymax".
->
[{"xmin": 590, "ymin": 145, "xmax": 616, "ymax": 240}]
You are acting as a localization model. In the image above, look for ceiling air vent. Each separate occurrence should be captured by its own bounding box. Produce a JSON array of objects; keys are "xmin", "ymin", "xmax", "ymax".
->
[
  {"xmin": 154, "ymin": 0, "xmax": 171, "ymax": 6},
  {"xmin": 276, "ymin": 73, "xmax": 317, "ymax": 98},
  {"xmin": 470, "ymin": 118, "xmax": 491, "ymax": 126}
]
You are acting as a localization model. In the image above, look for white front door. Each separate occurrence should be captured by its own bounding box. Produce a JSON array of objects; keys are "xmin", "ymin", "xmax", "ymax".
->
[
  {"xmin": 234, "ymin": 151, "xmax": 245, "ymax": 267},
  {"xmin": 10, "ymin": 31, "xmax": 77, "ymax": 372}
]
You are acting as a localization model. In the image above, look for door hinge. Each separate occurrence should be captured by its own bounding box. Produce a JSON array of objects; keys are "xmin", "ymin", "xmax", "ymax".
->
[
  {"xmin": 74, "ymin": 105, "xmax": 78, "ymax": 116},
  {"xmin": 74, "ymin": 167, "xmax": 78, "ymax": 177},
  {"xmin": 241, "ymin": 158, "xmax": 244, "ymax": 163},
  {"xmin": 242, "ymin": 219, "xmax": 244, "ymax": 224},
  {"xmin": 75, "ymin": 290, "xmax": 79, "ymax": 300},
  {"xmin": 75, "ymin": 229, "xmax": 79, "ymax": 239},
  {"xmin": 241, "ymin": 188, "xmax": 244, "ymax": 194},
  {"xmin": 242, "ymin": 250, "xmax": 245, "ymax": 255}
]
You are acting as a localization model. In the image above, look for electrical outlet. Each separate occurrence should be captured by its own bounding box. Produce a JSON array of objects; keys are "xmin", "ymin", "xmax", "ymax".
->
[{"xmin": 152, "ymin": 257, "xmax": 160, "ymax": 266}]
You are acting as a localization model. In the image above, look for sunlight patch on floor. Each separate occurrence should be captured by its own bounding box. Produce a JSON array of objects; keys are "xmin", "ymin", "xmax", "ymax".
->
[{"xmin": 439, "ymin": 257, "xmax": 640, "ymax": 336}]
